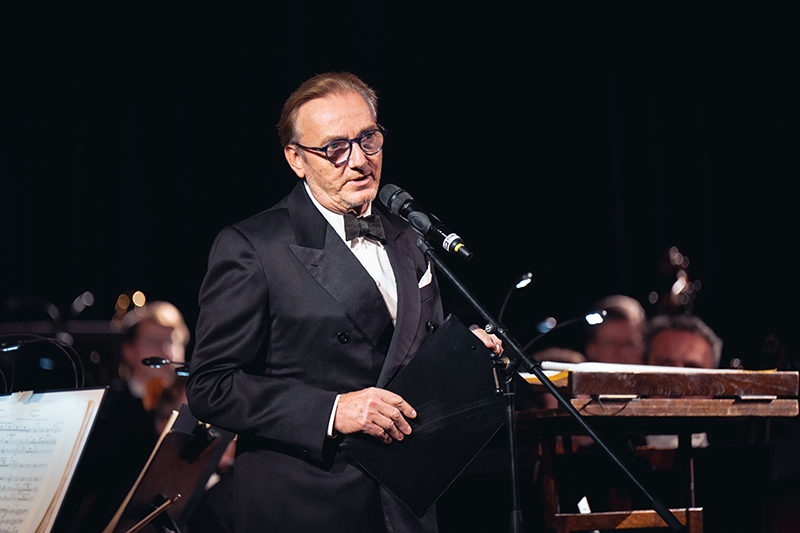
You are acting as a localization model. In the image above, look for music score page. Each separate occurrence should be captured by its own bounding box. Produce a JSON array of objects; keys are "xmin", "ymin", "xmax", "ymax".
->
[{"xmin": 0, "ymin": 389, "xmax": 105, "ymax": 533}]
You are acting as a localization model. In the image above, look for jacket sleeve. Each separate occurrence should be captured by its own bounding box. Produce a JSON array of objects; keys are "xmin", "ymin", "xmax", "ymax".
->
[{"xmin": 185, "ymin": 225, "xmax": 337, "ymax": 463}]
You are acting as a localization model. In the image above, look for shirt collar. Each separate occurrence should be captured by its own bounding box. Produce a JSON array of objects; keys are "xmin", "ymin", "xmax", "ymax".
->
[{"xmin": 303, "ymin": 180, "xmax": 372, "ymax": 243}]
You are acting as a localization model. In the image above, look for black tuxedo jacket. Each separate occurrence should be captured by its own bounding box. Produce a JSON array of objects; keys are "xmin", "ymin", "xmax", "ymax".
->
[{"xmin": 186, "ymin": 182, "xmax": 443, "ymax": 532}]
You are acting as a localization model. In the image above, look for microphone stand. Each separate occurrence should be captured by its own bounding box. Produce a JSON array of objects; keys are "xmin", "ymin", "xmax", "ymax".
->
[{"xmin": 415, "ymin": 239, "xmax": 683, "ymax": 533}]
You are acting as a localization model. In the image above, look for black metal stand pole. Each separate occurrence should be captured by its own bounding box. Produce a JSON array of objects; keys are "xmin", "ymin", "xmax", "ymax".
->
[
  {"xmin": 417, "ymin": 238, "xmax": 683, "ymax": 532},
  {"xmin": 500, "ymin": 368, "xmax": 524, "ymax": 533}
]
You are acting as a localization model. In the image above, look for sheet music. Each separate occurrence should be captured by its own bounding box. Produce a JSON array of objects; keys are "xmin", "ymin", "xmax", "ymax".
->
[{"xmin": 0, "ymin": 389, "xmax": 105, "ymax": 533}]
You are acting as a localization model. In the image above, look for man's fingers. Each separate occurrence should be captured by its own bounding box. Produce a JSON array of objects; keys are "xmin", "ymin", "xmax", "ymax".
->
[
  {"xmin": 334, "ymin": 387, "xmax": 416, "ymax": 443},
  {"xmin": 378, "ymin": 403, "xmax": 413, "ymax": 436},
  {"xmin": 373, "ymin": 394, "xmax": 413, "ymax": 441},
  {"xmin": 376, "ymin": 421, "xmax": 403, "ymax": 444},
  {"xmin": 469, "ymin": 326, "xmax": 503, "ymax": 354},
  {"xmin": 379, "ymin": 390, "xmax": 416, "ymax": 419}
]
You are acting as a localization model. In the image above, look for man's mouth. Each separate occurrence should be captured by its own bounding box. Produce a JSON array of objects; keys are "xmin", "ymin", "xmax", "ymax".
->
[{"xmin": 349, "ymin": 174, "xmax": 373, "ymax": 186}]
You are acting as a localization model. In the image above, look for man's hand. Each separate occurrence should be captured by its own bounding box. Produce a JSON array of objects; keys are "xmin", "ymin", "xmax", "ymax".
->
[
  {"xmin": 333, "ymin": 388, "xmax": 416, "ymax": 444},
  {"xmin": 469, "ymin": 325, "xmax": 503, "ymax": 355}
]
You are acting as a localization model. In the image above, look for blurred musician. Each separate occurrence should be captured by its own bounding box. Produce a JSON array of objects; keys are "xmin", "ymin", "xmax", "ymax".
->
[
  {"xmin": 585, "ymin": 295, "xmax": 646, "ymax": 365},
  {"xmin": 644, "ymin": 314, "xmax": 722, "ymax": 369},
  {"xmin": 643, "ymin": 314, "xmax": 723, "ymax": 450},
  {"xmin": 119, "ymin": 300, "xmax": 190, "ymax": 411}
]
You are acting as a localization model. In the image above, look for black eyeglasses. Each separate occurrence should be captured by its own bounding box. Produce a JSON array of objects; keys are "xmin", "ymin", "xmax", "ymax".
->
[{"xmin": 293, "ymin": 128, "xmax": 387, "ymax": 166}]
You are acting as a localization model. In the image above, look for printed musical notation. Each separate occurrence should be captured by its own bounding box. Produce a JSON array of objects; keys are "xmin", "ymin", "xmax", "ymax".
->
[
  {"xmin": 1, "ymin": 426, "xmax": 61, "ymax": 456},
  {"xmin": 0, "ymin": 389, "xmax": 105, "ymax": 533},
  {"xmin": 0, "ymin": 405, "xmax": 80, "ymax": 533},
  {"xmin": 0, "ymin": 460, "xmax": 47, "ymax": 502},
  {"xmin": 0, "ymin": 507, "xmax": 29, "ymax": 533}
]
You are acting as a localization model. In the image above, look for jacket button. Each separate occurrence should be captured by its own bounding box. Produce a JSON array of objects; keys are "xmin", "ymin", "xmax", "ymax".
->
[
  {"xmin": 426, "ymin": 321, "xmax": 436, "ymax": 333},
  {"xmin": 337, "ymin": 332, "xmax": 349, "ymax": 344}
]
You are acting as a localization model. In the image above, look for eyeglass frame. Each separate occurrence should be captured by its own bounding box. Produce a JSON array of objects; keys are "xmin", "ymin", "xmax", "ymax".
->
[{"xmin": 292, "ymin": 127, "xmax": 387, "ymax": 166}]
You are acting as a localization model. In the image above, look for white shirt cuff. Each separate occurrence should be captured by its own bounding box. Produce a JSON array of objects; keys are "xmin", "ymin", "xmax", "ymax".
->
[{"xmin": 327, "ymin": 394, "xmax": 341, "ymax": 438}]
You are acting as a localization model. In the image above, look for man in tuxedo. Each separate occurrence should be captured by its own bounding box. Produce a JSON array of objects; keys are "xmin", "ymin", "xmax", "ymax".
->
[{"xmin": 186, "ymin": 72, "xmax": 501, "ymax": 533}]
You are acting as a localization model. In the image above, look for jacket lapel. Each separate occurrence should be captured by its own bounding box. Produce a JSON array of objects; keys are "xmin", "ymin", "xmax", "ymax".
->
[
  {"xmin": 376, "ymin": 204, "xmax": 424, "ymax": 388},
  {"xmin": 287, "ymin": 183, "xmax": 393, "ymax": 348}
]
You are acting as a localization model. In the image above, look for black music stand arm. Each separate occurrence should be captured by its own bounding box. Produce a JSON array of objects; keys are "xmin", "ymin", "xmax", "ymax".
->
[
  {"xmin": 124, "ymin": 494, "xmax": 181, "ymax": 533},
  {"xmin": 416, "ymin": 239, "xmax": 683, "ymax": 532}
]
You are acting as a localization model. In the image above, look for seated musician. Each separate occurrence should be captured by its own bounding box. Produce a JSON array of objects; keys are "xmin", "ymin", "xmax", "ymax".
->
[
  {"xmin": 643, "ymin": 314, "xmax": 723, "ymax": 449},
  {"xmin": 585, "ymin": 295, "xmax": 646, "ymax": 365},
  {"xmin": 644, "ymin": 314, "xmax": 722, "ymax": 370}
]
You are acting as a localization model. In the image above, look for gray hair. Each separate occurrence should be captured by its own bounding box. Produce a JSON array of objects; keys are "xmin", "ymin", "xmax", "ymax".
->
[
  {"xmin": 277, "ymin": 72, "xmax": 378, "ymax": 148},
  {"xmin": 644, "ymin": 314, "xmax": 723, "ymax": 367}
]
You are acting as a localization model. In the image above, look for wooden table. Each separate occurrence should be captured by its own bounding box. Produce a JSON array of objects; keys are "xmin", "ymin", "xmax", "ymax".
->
[{"xmin": 516, "ymin": 368, "xmax": 799, "ymax": 532}]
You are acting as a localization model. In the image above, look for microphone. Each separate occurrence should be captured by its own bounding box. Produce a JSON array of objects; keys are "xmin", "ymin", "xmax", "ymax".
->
[{"xmin": 378, "ymin": 183, "xmax": 473, "ymax": 260}]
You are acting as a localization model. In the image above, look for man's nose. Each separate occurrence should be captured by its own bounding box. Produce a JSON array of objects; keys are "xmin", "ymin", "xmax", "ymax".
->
[{"xmin": 347, "ymin": 142, "xmax": 368, "ymax": 168}]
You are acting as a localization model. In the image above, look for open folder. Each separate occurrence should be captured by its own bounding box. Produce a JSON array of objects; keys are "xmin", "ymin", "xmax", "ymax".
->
[{"xmin": 340, "ymin": 315, "xmax": 508, "ymax": 517}]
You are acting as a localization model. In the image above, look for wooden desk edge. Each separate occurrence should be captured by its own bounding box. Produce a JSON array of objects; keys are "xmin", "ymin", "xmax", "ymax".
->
[
  {"xmin": 518, "ymin": 398, "xmax": 799, "ymax": 419},
  {"xmin": 551, "ymin": 507, "xmax": 703, "ymax": 530}
]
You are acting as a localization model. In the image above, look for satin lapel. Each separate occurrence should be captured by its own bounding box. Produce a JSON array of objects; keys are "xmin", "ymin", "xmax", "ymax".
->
[
  {"xmin": 287, "ymin": 183, "xmax": 392, "ymax": 347},
  {"xmin": 377, "ymin": 210, "xmax": 423, "ymax": 388}
]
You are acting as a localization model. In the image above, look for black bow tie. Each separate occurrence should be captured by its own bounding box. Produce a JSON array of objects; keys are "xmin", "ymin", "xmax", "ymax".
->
[{"xmin": 343, "ymin": 213, "xmax": 385, "ymax": 243}]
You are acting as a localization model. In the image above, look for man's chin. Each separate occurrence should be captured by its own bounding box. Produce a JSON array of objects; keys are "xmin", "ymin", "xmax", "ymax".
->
[{"xmin": 344, "ymin": 187, "xmax": 379, "ymax": 210}]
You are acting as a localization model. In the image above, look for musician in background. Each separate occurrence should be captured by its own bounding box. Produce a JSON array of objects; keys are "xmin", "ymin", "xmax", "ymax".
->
[
  {"xmin": 585, "ymin": 295, "xmax": 646, "ymax": 365},
  {"xmin": 119, "ymin": 300, "xmax": 190, "ymax": 411},
  {"xmin": 643, "ymin": 314, "xmax": 723, "ymax": 450},
  {"xmin": 59, "ymin": 301, "xmax": 191, "ymax": 531},
  {"xmin": 104, "ymin": 302, "xmax": 189, "ymax": 513},
  {"xmin": 643, "ymin": 314, "xmax": 722, "ymax": 369}
]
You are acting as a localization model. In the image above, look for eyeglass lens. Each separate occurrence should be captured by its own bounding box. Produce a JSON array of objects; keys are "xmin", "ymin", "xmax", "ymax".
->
[{"xmin": 328, "ymin": 130, "xmax": 384, "ymax": 164}]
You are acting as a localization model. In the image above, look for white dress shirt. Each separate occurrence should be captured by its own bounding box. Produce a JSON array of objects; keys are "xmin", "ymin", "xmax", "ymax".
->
[
  {"xmin": 304, "ymin": 182, "xmax": 399, "ymax": 437},
  {"xmin": 304, "ymin": 182, "xmax": 398, "ymax": 324}
]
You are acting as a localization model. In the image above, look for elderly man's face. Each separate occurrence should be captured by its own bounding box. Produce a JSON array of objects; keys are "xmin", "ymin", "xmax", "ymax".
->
[
  {"xmin": 648, "ymin": 330, "xmax": 714, "ymax": 369},
  {"xmin": 284, "ymin": 91, "xmax": 382, "ymax": 215}
]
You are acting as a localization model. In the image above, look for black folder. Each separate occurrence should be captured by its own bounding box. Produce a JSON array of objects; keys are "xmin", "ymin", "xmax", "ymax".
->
[{"xmin": 340, "ymin": 315, "xmax": 507, "ymax": 517}]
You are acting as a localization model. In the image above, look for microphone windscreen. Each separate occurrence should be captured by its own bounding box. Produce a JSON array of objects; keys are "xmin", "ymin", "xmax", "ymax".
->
[{"xmin": 378, "ymin": 183, "xmax": 412, "ymax": 215}]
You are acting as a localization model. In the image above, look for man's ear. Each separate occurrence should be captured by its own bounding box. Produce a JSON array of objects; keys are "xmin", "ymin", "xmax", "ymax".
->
[{"xmin": 284, "ymin": 145, "xmax": 306, "ymax": 178}]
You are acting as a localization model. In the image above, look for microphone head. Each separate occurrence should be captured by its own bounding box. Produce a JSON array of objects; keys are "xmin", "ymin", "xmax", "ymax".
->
[{"xmin": 378, "ymin": 183, "xmax": 412, "ymax": 215}]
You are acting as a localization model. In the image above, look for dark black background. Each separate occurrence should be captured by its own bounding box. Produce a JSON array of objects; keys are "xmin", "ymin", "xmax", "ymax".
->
[{"xmin": 4, "ymin": 5, "xmax": 798, "ymax": 369}]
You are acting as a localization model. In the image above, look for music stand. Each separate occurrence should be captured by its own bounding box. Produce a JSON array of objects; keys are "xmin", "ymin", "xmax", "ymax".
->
[
  {"xmin": 415, "ymin": 238, "xmax": 685, "ymax": 532},
  {"xmin": 103, "ymin": 404, "xmax": 234, "ymax": 533}
]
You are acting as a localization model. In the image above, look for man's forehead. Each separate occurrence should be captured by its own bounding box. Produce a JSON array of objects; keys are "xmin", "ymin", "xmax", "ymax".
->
[
  {"xmin": 596, "ymin": 319, "xmax": 640, "ymax": 337},
  {"xmin": 653, "ymin": 330, "xmax": 710, "ymax": 354},
  {"xmin": 295, "ymin": 91, "xmax": 376, "ymax": 137},
  {"xmin": 137, "ymin": 320, "xmax": 175, "ymax": 337},
  {"xmin": 656, "ymin": 329, "xmax": 703, "ymax": 343}
]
